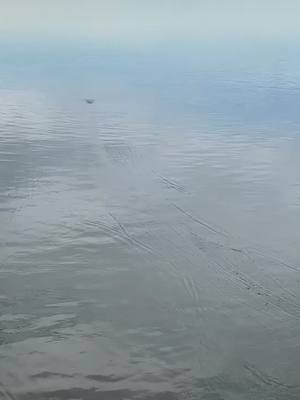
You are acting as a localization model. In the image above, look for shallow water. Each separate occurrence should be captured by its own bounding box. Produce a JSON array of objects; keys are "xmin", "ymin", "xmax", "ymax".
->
[{"xmin": 0, "ymin": 40, "xmax": 300, "ymax": 399}]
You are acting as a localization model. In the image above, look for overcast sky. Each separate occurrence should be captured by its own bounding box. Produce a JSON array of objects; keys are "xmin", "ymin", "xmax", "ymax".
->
[{"xmin": 1, "ymin": 0, "xmax": 300, "ymax": 43}]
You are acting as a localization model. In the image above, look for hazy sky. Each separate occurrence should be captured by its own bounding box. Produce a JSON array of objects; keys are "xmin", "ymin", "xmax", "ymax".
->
[{"xmin": 1, "ymin": 0, "xmax": 300, "ymax": 43}]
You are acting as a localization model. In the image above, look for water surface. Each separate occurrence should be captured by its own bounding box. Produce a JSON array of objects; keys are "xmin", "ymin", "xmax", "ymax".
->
[{"xmin": 1, "ymin": 40, "xmax": 300, "ymax": 399}]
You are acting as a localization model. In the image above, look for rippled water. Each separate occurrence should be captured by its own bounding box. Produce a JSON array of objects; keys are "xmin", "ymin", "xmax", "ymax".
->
[{"xmin": 1, "ymin": 40, "xmax": 300, "ymax": 399}]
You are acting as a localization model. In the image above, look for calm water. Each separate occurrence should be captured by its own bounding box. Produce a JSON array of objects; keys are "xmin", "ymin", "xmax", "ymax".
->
[{"xmin": 1, "ymin": 40, "xmax": 300, "ymax": 400}]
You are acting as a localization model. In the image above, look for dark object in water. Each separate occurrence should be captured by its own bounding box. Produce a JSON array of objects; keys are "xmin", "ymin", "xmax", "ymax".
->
[{"xmin": 85, "ymin": 98, "xmax": 95, "ymax": 104}]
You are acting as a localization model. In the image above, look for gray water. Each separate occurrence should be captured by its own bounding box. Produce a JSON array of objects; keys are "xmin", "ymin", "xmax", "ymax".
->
[{"xmin": 1, "ymin": 40, "xmax": 300, "ymax": 399}]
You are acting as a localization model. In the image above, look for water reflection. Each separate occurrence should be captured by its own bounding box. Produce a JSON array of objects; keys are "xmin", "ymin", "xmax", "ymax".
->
[{"xmin": 0, "ymin": 41, "xmax": 300, "ymax": 399}]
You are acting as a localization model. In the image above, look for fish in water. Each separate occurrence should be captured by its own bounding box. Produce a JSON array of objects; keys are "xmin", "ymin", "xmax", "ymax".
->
[{"xmin": 85, "ymin": 98, "xmax": 95, "ymax": 104}]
